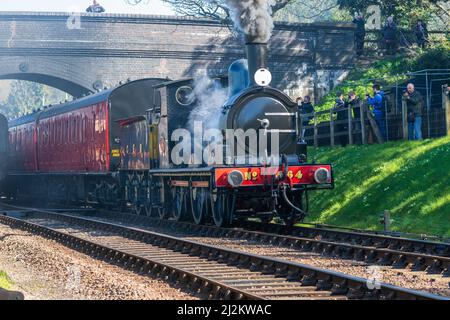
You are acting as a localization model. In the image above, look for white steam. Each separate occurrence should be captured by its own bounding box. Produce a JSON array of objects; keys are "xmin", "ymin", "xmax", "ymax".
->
[
  {"xmin": 187, "ymin": 76, "xmax": 228, "ymax": 131},
  {"xmin": 225, "ymin": 0, "xmax": 275, "ymax": 43}
]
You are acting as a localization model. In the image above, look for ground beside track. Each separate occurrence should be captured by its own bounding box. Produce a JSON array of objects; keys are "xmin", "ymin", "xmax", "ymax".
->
[{"xmin": 0, "ymin": 223, "xmax": 196, "ymax": 300}]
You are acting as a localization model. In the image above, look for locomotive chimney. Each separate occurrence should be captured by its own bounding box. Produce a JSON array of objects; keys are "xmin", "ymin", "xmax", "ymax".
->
[{"xmin": 245, "ymin": 39, "xmax": 268, "ymax": 87}]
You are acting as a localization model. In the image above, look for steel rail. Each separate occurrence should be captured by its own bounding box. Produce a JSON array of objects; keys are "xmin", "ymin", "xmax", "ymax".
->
[
  {"xmin": 80, "ymin": 210, "xmax": 450, "ymax": 277},
  {"xmin": 0, "ymin": 207, "xmax": 447, "ymax": 300}
]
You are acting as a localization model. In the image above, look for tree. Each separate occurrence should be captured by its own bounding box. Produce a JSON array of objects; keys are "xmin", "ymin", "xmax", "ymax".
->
[
  {"xmin": 126, "ymin": 0, "xmax": 299, "ymax": 21},
  {"xmin": 337, "ymin": 0, "xmax": 450, "ymax": 28}
]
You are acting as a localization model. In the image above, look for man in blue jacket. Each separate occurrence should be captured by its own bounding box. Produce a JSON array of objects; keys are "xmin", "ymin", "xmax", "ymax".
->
[{"xmin": 367, "ymin": 84, "xmax": 387, "ymax": 141}]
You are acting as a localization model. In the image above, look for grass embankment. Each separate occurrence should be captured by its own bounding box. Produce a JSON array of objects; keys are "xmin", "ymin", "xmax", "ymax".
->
[
  {"xmin": 307, "ymin": 136, "xmax": 450, "ymax": 237},
  {"xmin": 0, "ymin": 271, "xmax": 13, "ymax": 290}
]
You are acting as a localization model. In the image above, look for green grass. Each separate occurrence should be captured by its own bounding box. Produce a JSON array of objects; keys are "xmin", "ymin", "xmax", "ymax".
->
[
  {"xmin": 0, "ymin": 271, "xmax": 13, "ymax": 290},
  {"xmin": 307, "ymin": 136, "xmax": 450, "ymax": 237}
]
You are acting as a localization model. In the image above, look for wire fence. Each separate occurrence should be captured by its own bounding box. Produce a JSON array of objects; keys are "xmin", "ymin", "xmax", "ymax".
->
[{"xmin": 301, "ymin": 72, "xmax": 450, "ymax": 147}]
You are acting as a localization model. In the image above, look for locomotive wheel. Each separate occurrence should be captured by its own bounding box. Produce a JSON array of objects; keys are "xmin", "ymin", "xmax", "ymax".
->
[
  {"xmin": 171, "ymin": 187, "xmax": 189, "ymax": 222},
  {"xmin": 130, "ymin": 173, "xmax": 143, "ymax": 215},
  {"xmin": 190, "ymin": 187, "xmax": 209, "ymax": 225},
  {"xmin": 211, "ymin": 191, "xmax": 235, "ymax": 227}
]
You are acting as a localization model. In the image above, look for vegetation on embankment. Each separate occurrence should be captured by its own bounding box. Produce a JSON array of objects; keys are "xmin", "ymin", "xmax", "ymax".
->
[
  {"xmin": 0, "ymin": 271, "xmax": 13, "ymax": 289},
  {"xmin": 307, "ymin": 136, "xmax": 450, "ymax": 237}
]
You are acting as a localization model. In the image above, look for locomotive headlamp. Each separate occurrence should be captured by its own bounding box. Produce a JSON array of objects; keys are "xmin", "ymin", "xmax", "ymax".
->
[
  {"xmin": 254, "ymin": 68, "xmax": 272, "ymax": 87},
  {"xmin": 314, "ymin": 168, "xmax": 330, "ymax": 184},
  {"xmin": 227, "ymin": 170, "xmax": 244, "ymax": 187}
]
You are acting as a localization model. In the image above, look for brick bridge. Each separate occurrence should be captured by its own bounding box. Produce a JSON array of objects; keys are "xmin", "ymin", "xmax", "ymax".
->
[{"xmin": 0, "ymin": 12, "xmax": 355, "ymax": 99}]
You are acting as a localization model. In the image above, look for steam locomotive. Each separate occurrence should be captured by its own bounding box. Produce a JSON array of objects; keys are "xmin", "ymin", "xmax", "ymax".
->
[{"xmin": 3, "ymin": 41, "xmax": 333, "ymax": 227}]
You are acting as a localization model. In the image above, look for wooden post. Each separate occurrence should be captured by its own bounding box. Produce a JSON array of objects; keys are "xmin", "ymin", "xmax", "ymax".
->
[
  {"xmin": 348, "ymin": 106, "xmax": 353, "ymax": 145},
  {"xmin": 382, "ymin": 210, "xmax": 391, "ymax": 232},
  {"xmin": 360, "ymin": 102, "xmax": 367, "ymax": 145},
  {"xmin": 401, "ymin": 99, "xmax": 408, "ymax": 140},
  {"xmin": 330, "ymin": 110, "xmax": 335, "ymax": 147},
  {"xmin": 314, "ymin": 113, "xmax": 318, "ymax": 148},
  {"xmin": 443, "ymin": 86, "xmax": 450, "ymax": 136},
  {"xmin": 364, "ymin": 104, "xmax": 385, "ymax": 144}
]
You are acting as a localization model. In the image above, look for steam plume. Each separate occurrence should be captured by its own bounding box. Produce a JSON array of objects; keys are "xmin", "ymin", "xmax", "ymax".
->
[
  {"xmin": 225, "ymin": 0, "xmax": 275, "ymax": 43},
  {"xmin": 188, "ymin": 76, "xmax": 228, "ymax": 130}
]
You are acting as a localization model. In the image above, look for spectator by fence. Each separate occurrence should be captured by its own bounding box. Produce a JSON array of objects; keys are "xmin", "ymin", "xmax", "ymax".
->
[{"xmin": 302, "ymin": 70, "xmax": 450, "ymax": 147}]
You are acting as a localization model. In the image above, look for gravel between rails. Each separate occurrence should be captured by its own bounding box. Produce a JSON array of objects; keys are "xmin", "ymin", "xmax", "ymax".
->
[
  {"xmin": 0, "ymin": 223, "xmax": 196, "ymax": 300},
  {"xmin": 62, "ymin": 214, "xmax": 450, "ymax": 297}
]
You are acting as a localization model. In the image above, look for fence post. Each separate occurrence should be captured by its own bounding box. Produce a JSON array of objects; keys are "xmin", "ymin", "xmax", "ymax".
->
[
  {"xmin": 401, "ymin": 99, "xmax": 408, "ymax": 140},
  {"xmin": 314, "ymin": 113, "xmax": 318, "ymax": 148},
  {"xmin": 330, "ymin": 110, "xmax": 335, "ymax": 147},
  {"xmin": 360, "ymin": 102, "xmax": 366, "ymax": 145},
  {"xmin": 444, "ymin": 86, "xmax": 450, "ymax": 136},
  {"xmin": 348, "ymin": 106, "xmax": 353, "ymax": 145},
  {"xmin": 382, "ymin": 210, "xmax": 391, "ymax": 233}
]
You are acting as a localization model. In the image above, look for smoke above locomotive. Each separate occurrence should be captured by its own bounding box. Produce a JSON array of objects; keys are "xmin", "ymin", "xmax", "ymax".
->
[{"xmin": 225, "ymin": 0, "xmax": 275, "ymax": 43}]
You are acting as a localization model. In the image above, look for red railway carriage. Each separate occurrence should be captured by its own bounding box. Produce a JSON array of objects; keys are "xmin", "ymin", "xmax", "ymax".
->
[
  {"xmin": 8, "ymin": 78, "xmax": 165, "ymax": 174},
  {"xmin": 6, "ymin": 78, "xmax": 166, "ymax": 201}
]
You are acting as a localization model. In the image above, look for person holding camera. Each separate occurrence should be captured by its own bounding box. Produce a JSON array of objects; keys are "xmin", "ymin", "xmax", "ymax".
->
[
  {"xmin": 402, "ymin": 83, "xmax": 423, "ymax": 141},
  {"xmin": 366, "ymin": 84, "xmax": 387, "ymax": 141}
]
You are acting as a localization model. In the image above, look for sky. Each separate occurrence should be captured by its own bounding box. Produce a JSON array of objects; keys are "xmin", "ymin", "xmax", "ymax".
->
[{"xmin": 0, "ymin": 0, "xmax": 175, "ymax": 15}]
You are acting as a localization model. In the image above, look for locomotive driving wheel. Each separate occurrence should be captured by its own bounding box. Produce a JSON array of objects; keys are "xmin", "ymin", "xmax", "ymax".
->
[
  {"xmin": 210, "ymin": 190, "xmax": 235, "ymax": 227},
  {"xmin": 190, "ymin": 187, "xmax": 209, "ymax": 225},
  {"xmin": 171, "ymin": 186, "xmax": 189, "ymax": 222}
]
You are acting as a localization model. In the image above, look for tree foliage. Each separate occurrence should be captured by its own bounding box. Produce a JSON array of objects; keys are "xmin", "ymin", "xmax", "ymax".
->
[
  {"xmin": 337, "ymin": 0, "xmax": 450, "ymax": 28},
  {"xmin": 125, "ymin": 0, "xmax": 340, "ymax": 21},
  {"xmin": 0, "ymin": 81, "xmax": 69, "ymax": 120}
]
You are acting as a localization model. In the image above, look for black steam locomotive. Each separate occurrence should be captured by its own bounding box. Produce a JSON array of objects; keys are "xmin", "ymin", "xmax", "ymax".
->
[{"xmin": 3, "ymin": 41, "xmax": 333, "ymax": 227}]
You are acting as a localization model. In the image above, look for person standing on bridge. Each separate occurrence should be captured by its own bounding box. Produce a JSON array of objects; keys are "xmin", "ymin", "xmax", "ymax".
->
[
  {"xmin": 352, "ymin": 13, "xmax": 366, "ymax": 56},
  {"xmin": 382, "ymin": 16, "xmax": 398, "ymax": 55},
  {"xmin": 86, "ymin": 0, "xmax": 105, "ymax": 13},
  {"xmin": 414, "ymin": 20, "xmax": 429, "ymax": 49}
]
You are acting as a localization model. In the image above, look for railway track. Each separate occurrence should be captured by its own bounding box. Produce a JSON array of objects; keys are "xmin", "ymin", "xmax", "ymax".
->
[
  {"xmin": 0, "ymin": 205, "xmax": 448, "ymax": 300},
  {"xmin": 67, "ymin": 209, "xmax": 450, "ymax": 278}
]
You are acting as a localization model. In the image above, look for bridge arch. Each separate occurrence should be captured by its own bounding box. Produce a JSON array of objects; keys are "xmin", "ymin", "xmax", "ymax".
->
[{"xmin": 0, "ymin": 73, "xmax": 92, "ymax": 98}]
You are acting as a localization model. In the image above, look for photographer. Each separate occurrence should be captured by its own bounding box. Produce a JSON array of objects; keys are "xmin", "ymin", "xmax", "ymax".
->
[
  {"xmin": 402, "ymin": 83, "xmax": 423, "ymax": 141},
  {"xmin": 366, "ymin": 84, "xmax": 387, "ymax": 141}
]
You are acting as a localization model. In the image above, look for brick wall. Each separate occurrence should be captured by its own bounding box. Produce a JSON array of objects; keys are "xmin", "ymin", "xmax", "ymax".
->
[{"xmin": 0, "ymin": 12, "xmax": 355, "ymax": 100}]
